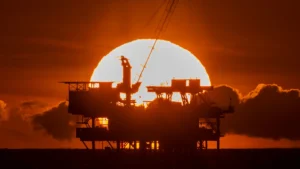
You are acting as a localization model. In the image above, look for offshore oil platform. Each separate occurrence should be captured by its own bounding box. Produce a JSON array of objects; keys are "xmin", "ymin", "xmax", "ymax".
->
[
  {"xmin": 62, "ymin": 55, "xmax": 234, "ymax": 152},
  {"xmin": 61, "ymin": 0, "xmax": 233, "ymax": 153}
]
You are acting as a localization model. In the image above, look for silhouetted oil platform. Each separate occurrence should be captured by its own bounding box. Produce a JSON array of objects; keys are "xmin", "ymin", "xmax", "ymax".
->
[{"xmin": 62, "ymin": 56, "xmax": 234, "ymax": 152}]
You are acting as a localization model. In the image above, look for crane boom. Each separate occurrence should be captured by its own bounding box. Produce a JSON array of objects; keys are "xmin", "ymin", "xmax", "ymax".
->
[{"xmin": 136, "ymin": 0, "xmax": 179, "ymax": 84}]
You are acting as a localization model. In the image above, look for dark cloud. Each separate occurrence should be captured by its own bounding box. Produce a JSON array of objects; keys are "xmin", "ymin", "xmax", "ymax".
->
[
  {"xmin": 0, "ymin": 99, "xmax": 77, "ymax": 143},
  {"xmin": 0, "ymin": 100, "xmax": 51, "ymax": 147},
  {"xmin": 206, "ymin": 84, "xmax": 241, "ymax": 109},
  {"xmin": 27, "ymin": 84, "xmax": 300, "ymax": 142},
  {"xmin": 0, "ymin": 99, "xmax": 82, "ymax": 148},
  {"xmin": 0, "ymin": 100, "xmax": 49, "ymax": 132},
  {"xmin": 31, "ymin": 102, "xmax": 76, "ymax": 141},
  {"xmin": 211, "ymin": 84, "xmax": 300, "ymax": 140},
  {"xmin": 0, "ymin": 100, "xmax": 42, "ymax": 123}
]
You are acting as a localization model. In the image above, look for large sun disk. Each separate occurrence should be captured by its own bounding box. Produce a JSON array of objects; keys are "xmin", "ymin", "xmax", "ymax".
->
[{"xmin": 90, "ymin": 39, "xmax": 211, "ymax": 104}]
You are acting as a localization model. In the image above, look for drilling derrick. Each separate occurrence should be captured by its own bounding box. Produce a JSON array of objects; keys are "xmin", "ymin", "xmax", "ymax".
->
[
  {"xmin": 62, "ymin": 56, "xmax": 234, "ymax": 152},
  {"xmin": 117, "ymin": 56, "xmax": 141, "ymax": 106}
]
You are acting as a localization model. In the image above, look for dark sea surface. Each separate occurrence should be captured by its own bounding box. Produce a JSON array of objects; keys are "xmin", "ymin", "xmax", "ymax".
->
[{"xmin": 1, "ymin": 149, "xmax": 299, "ymax": 169}]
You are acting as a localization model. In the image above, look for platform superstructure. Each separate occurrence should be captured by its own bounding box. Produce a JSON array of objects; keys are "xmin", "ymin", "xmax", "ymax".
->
[{"xmin": 62, "ymin": 56, "xmax": 233, "ymax": 152}]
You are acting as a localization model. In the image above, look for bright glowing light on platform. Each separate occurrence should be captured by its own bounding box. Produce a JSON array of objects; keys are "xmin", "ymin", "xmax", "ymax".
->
[{"xmin": 98, "ymin": 118, "xmax": 109, "ymax": 129}]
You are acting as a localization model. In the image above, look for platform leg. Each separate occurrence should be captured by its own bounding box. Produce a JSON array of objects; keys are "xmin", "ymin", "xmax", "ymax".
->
[{"xmin": 91, "ymin": 117, "xmax": 96, "ymax": 151}]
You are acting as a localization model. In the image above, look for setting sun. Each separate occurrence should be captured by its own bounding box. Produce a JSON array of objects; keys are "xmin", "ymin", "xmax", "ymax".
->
[{"xmin": 90, "ymin": 39, "xmax": 211, "ymax": 104}]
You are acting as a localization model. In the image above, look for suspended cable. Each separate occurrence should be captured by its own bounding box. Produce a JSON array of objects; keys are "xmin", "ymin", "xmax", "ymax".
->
[
  {"xmin": 160, "ymin": 0, "xmax": 179, "ymax": 34},
  {"xmin": 136, "ymin": 0, "xmax": 179, "ymax": 83},
  {"xmin": 141, "ymin": 0, "xmax": 168, "ymax": 32}
]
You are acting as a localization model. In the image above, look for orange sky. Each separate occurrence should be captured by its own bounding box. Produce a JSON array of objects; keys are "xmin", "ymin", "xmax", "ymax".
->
[{"xmin": 0, "ymin": 0, "xmax": 299, "ymax": 149}]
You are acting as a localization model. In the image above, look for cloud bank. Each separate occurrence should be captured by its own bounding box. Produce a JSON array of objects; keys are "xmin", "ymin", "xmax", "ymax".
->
[
  {"xmin": 211, "ymin": 84, "xmax": 300, "ymax": 140},
  {"xmin": 0, "ymin": 83, "xmax": 299, "ymax": 145},
  {"xmin": 0, "ymin": 100, "xmax": 76, "ymax": 148},
  {"xmin": 31, "ymin": 101, "xmax": 76, "ymax": 141}
]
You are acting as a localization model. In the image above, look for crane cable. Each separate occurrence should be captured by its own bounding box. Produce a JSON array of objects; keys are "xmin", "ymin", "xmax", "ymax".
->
[
  {"xmin": 136, "ymin": 0, "xmax": 180, "ymax": 83},
  {"xmin": 138, "ymin": 0, "xmax": 168, "ymax": 36}
]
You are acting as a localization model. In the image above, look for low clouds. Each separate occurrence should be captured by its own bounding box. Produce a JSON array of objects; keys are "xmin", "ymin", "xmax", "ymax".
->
[
  {"xmin": 0, "ymin": 100, "xmax": 77, "ymax": 148},
  {"xmin": 31, "ymin": 102, "xmax": 76, "ymax": 141},
  {"xmin": 1, "ymin": 83, "xmax": 300, "ymax": 146},
  {"xmin": 0, "ymin": 100, "xmax": 56, "ymax": 148},
  {"xmin": 206, "ymin": 84, "xmax": 241, "ymax": 109},
  {"xmin": 211, "ymin": 84, "xmax": 300, "ymax": 140}
]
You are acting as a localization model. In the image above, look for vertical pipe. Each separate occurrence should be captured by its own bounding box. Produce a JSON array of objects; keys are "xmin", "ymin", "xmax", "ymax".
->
[
  {"xmin": 121, "ymin": 56, "xmax": 132, "ymax": 107},
  {"xmin": 140, "ymin": 141, "xmax": 146, "ymax": 152},
  {"xmin": 117, "ymin": 140, "xmax": 120, "ymax": 152},
  {"xmin": 199, "ymin": 140, "xmax": 203, "ymax": 150},
  {"xmin": 125, "ymin": 64, "xmax": 131, "ymax": 106},
  {"xmin": 216, "ymin": 117, "xmax": 220, "ymax": 151},
  {"xmin": 92, "ymin": 117, "xmax": 96, "ymax": 151}
]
